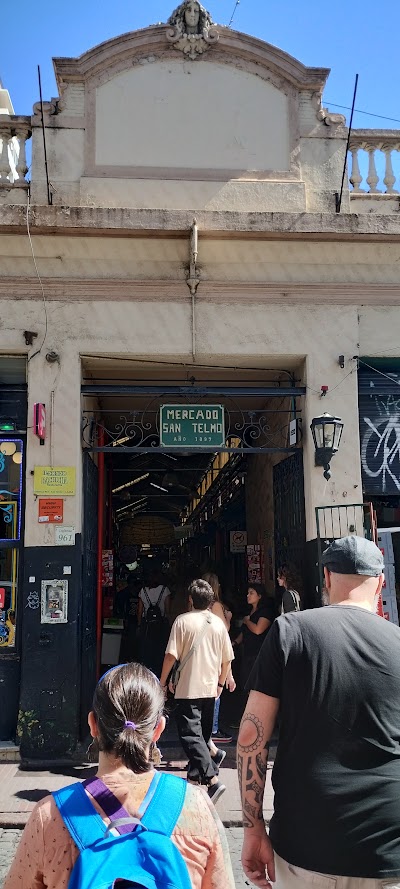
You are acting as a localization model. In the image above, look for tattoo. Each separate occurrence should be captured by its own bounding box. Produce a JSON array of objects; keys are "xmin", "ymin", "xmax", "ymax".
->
[
  {"xmin": 244, "ymin": 799, "xmax": 257, "ymax": 820},
  {"xmin": 237, "ymin": 713, "xmax": 264, "ymax": 753},
  {"xmin": 246, "ymin": 779, "xmax": 264, "ymax": 806},
  {"xmin": 237, "ymin": 752, "xmax": 243, "ymax": 795},
  {"xmin": 256, "ymin": 752, "xmax": 267, "ymax": 781}
]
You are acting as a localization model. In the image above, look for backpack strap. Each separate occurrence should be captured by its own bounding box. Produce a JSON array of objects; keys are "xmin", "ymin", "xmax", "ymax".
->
[
  {"xmin": 156, "ymin": 585, "xmax": 165, "ymax": 607},
  {"xmin": 141, "ymin": 773, "xmax": 186, "ymax": 837},
  {"xmin": 142, "ymin": 588, "xmax": 152, "ymax": 608},
  {"xmin": 53, "ymin": 782, "xmax": 107, "ymax": 851},
  {"xmin": 83, "ymin": 777, "xmax": 132, "ymax": 833},
  {"xmin": 83, "ymin": 773, "xmax": 162, "ymax": 836}
]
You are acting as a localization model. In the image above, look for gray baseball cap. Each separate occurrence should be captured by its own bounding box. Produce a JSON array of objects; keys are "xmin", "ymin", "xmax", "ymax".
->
[{"xmin": 321, "ymin": 535, "xmax": 384, "ymax": 576}]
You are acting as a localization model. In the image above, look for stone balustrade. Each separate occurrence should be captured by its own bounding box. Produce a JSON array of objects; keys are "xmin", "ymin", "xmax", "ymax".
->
[
  {"xmin": 0, "ymin": 116, "xmax": 31, "ymax": 188},
  {"xmin": 349, "ymin": 130, "xmax": 400, "ymax": 194}
]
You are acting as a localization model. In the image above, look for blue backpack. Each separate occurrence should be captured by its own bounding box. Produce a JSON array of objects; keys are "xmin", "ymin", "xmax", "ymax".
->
[{"xmin": 53, "ymin": 771, "xmax": 192, "ymax": 889}]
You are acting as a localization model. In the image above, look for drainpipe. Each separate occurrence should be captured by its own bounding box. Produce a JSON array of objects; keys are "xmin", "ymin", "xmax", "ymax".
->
[
  {"xmin": 96, "ymin": 427, "xmax": 105, "ymax": 677},
  {"xmin": 186, "ymin": 219, "xmax": 200, "ymax": 361}
]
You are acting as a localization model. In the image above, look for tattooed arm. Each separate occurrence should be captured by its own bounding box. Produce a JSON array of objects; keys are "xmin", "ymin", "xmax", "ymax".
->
[{"xmin": 237, "ymin": 690, "xmax": 279, "ymax": 889}]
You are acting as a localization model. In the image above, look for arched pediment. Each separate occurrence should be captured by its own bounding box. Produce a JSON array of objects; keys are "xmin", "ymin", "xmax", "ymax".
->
[{"xmin": 53, "ymin": 23, "xmax": 329, "ymax": 95}]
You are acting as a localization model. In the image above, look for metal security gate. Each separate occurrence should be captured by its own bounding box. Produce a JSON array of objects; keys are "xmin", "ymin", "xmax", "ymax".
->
[
  {"xmin": 359, "ymin": 365, "xmax": 400, "ymax": 496},
  {"xmin": 315, "ymin": 502, "xmax": 377, "ymax": 597},
  {"xmin": 80, "ymin": 452, "xmax": 98, "ymax": 739},
  {"xmin": 273, "ymin": 451, "xmax": 306, "ymax": 585}
]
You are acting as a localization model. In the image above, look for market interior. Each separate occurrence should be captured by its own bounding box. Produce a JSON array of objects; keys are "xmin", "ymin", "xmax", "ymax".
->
[{"xmin": 80, "ymin": 358, "xmax": 306, "ymax": 679}]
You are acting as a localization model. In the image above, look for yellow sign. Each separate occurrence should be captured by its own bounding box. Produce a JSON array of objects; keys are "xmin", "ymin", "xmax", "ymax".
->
[{"xmin": 34, "ymin": 466, "xmax": 76, "ymax": 496}]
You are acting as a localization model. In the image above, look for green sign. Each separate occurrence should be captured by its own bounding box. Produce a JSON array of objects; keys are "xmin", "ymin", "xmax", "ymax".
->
[{"xmin": 160, "ymin": 404, "xmax": 225, "ymax": 448}]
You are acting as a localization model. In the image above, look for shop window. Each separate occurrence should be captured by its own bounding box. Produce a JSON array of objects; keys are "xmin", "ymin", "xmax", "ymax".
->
[
  {"xmin": 0, "ymin": 549, "xmax": 18, "ymax": 648},
  {"xmin": 0, "ymin": 439, "xmax": 23, "ymax": 649},
  {"xmin": 0, "ymin": 439, "xmax": 23, "ymax": 541}
]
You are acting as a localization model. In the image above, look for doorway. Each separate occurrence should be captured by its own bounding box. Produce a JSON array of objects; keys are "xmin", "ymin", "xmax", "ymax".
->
[{"xmin": 79, "ymin": 359, "xmax": 306, "ymax": 732}]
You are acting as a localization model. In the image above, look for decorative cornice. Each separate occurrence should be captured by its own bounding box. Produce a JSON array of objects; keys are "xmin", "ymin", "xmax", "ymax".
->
[
  {"xmin": 1, "ymin": 206, "xmax": 400, "ymax": 239},
  {"xmin": 0, "ymin": 277, "xmax": 399, "ymax": 305},
  {"xmin": 52, "ymin": 25, "xmax": 330, "ymax": 93}
]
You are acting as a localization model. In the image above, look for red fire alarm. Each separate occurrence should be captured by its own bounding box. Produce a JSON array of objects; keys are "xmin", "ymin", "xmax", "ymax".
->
[{"xmin": 33, "ymin": 403, "xmax": 46, "ymax": 444}]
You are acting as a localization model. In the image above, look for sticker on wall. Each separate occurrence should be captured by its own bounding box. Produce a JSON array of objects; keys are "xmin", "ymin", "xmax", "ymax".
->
[
  {"xmin": 34, "ymin": 467, "xmax": 76, "ymax": 496},
  {"xmin": 41, "ymin": 579, "xmax": 68, "ymax": 624},
  {"xmin": 55, "ymin": 526, "xmax": 75, "ymax": 546},
  {"xmin": 38, "ymin": 498, "xmax": 64, "ymax": 523}
]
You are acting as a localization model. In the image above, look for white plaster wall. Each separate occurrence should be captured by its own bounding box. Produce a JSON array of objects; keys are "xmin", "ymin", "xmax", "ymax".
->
[
  {"xmin": 300, "ymin": 136, "xmax": 349, "ymax": 213},
  {"xmin": 30, "ymin": 127, "xmax": 85, "ymax": 206},
  {"xmin": 25, "ymin": 351, "xmax": 83, "ymax": 547},
  {"xmin": 95, "ymin": 60, "xmax": 290, "ymax": 172},
  {"xmin": 359, "ymin": 307, "xmax": 400, "ymax": 355},
  {"xmin": 79, "ymin": 178, "xmax": 306, "ymax": 212},
  {"xmin": 0, "ymin": 295, "xmax": 364, "ymax": 544},
  {"xmin": 2, "ymin": 236, "xmax": 400, "ymax": 287}
]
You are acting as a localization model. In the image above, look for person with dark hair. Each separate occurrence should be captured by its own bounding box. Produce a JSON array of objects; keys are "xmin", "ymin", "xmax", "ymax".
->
[
  {"xmin": 234, "ymin": 583, "xmax": 275, "ymax": 690},
  {"xmin": 160, "ymin": 579, "xmax": 234, "ymax": 804},
  {"xmin": 4, "ymin": 662, "xmax": 235, "ymax": 889},
  {"xmin": 277, "ymin": 565, "xmax": 301, "ymax": 613}
]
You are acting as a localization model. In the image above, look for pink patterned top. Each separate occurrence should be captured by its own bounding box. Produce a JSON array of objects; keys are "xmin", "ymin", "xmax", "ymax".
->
[{"xmin": 4, "ymin": 769, "xmax": 235, "ymax": 889}]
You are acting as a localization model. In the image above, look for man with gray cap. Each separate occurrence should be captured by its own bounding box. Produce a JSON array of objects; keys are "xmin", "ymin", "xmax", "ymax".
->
[{"xmin": 237, "ymin": 536, "xmax": 400, "ymax": 889}]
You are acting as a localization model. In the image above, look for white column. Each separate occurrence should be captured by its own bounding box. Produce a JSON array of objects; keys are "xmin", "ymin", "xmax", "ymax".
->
[
  {"xmin": 302, "ymin": 344, "xmax": 362, "ymax": 543},
  {"xmin": 365, "ymin": 146, "xmax": 380, "ymax": 193},
  {"xmin": 25, "ymin": 349, "xmax": 83, "ymax": 548},
  {"xmin": 382, "ymin": 145, "xmax": 398, "ymax": 194},
  {"xmin": 0, "ymin": 127, "xmax": 11, "ymax": 181},
  {"xmin": 349, "ymin": 147, "xmax": 364, "ymax": 192},
  {"xmin": 15, "ymin": 128, "xmax": 29, "ymax": 183}
]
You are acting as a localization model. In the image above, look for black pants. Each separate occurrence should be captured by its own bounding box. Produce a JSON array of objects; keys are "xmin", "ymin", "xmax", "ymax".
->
[{"xmin": 175, "ymin": 698, "xmax": 218, "ymax": 785}]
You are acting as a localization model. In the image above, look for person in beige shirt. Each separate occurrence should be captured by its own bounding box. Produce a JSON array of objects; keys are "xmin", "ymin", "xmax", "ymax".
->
[
  {"xmin": 4, "ymin": 662, "xmax": 235, "ymax": 889},
  {"xmin": 160, "ymin": 578, "xmax": 234, "ymax": 805}
]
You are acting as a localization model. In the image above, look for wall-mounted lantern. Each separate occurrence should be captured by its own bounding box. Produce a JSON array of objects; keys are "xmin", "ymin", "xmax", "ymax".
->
[{"xmin": 310, "ymin": 413, "xmax": 343, "ymax": 480}]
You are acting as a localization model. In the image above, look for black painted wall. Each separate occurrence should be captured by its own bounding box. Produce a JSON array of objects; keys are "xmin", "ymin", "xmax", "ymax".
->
[{"xmin": 18, "ymin": 537, "xmax": 83, "ymax": 760}]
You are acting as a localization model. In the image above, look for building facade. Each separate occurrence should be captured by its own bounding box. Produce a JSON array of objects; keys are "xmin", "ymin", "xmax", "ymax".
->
[{"xmin": 0, "ymin": 2, "xmax": 399, "ymax": 758}]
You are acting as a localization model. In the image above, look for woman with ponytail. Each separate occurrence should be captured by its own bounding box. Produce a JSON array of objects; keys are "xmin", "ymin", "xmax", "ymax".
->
[{"xmin": 5, "ymin": 663, "xmax": 235, "ymax": 889}]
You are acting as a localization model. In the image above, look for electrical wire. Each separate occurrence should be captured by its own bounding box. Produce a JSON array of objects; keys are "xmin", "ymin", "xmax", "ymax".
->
[
  {"xmin": 357, "ymin": 359, "xmax": 400, "ymax": 386},
  {"xmin": 306, "ymin": 367, "xmax": 357, "ymax": 396},
  {"xmin": 26, "ymin": 193, "xmax": 48, "ymax": 362},
  {"xmin": 324, "ymin": 102, "xmax": 400, "ymax": 126}
]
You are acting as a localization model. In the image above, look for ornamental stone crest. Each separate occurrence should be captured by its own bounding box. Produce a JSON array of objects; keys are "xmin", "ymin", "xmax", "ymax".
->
[{"xmin": 166, "ymin": 1, "xmax": 219, "ymax": 60}]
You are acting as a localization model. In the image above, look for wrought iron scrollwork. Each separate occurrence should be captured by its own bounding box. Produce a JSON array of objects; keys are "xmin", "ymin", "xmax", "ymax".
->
[{"xmin": 82, "ymin": 397, "xmax": 300, "ymax": 453}]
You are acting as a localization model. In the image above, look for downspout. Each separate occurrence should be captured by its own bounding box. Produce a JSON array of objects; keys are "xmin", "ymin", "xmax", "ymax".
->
[
  {"xmin": 186, "ymin": 219, "xmax": 200, "ymax": 362},
  {"xmin": 96, "ymin": 427, "xmax": 105, "ymax": 677}
]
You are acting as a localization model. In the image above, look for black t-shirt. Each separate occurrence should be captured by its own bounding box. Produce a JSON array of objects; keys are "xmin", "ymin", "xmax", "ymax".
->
[
  {"xmin": 242, "ymin": 602, "xmax": 275, "ymax": 659},
  {"xmin": 250, "ymin": 605, "xmax": 400, "ymax": 877}
]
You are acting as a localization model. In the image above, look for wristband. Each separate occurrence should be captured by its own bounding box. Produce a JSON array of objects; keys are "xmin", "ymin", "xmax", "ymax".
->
[{"xmin": 217, "ymin": 682, "xmax": 224, "ymax": 688}]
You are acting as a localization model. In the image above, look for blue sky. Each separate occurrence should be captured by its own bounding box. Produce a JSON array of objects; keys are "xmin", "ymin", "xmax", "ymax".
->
[{"xmin": 2, "ymin": 0, "xmax": 399, "ymax": 129}]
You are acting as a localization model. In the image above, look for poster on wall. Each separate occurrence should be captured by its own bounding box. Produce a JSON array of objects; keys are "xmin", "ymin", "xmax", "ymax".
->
[
  {"xmin": 102, "ymin": 550, "xmax": 114, "ymax": 588},
  {"xmin": 247, "ymin": 544, "xmax": 263, "ymax": 585},
  {"xmin": 41, "ymin": 579, "xmax": 68, "ymax": 624}
]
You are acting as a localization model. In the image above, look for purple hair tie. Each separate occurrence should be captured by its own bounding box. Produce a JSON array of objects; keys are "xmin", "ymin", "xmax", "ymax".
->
[{"xmin": 124, "ymin": 721, "xmax": 137, "ymax": 730}]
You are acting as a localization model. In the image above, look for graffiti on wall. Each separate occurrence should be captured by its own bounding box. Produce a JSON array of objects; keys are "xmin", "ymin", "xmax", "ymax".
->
[{"xmin": 361, "ymin": 394, "xmax": 400, "ymax": 493}]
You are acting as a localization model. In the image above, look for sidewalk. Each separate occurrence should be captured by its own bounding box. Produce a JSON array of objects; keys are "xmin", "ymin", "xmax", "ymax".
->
[{"xmin": 0, "ymin": 752, "xmax": 274, "ymax": 828}]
